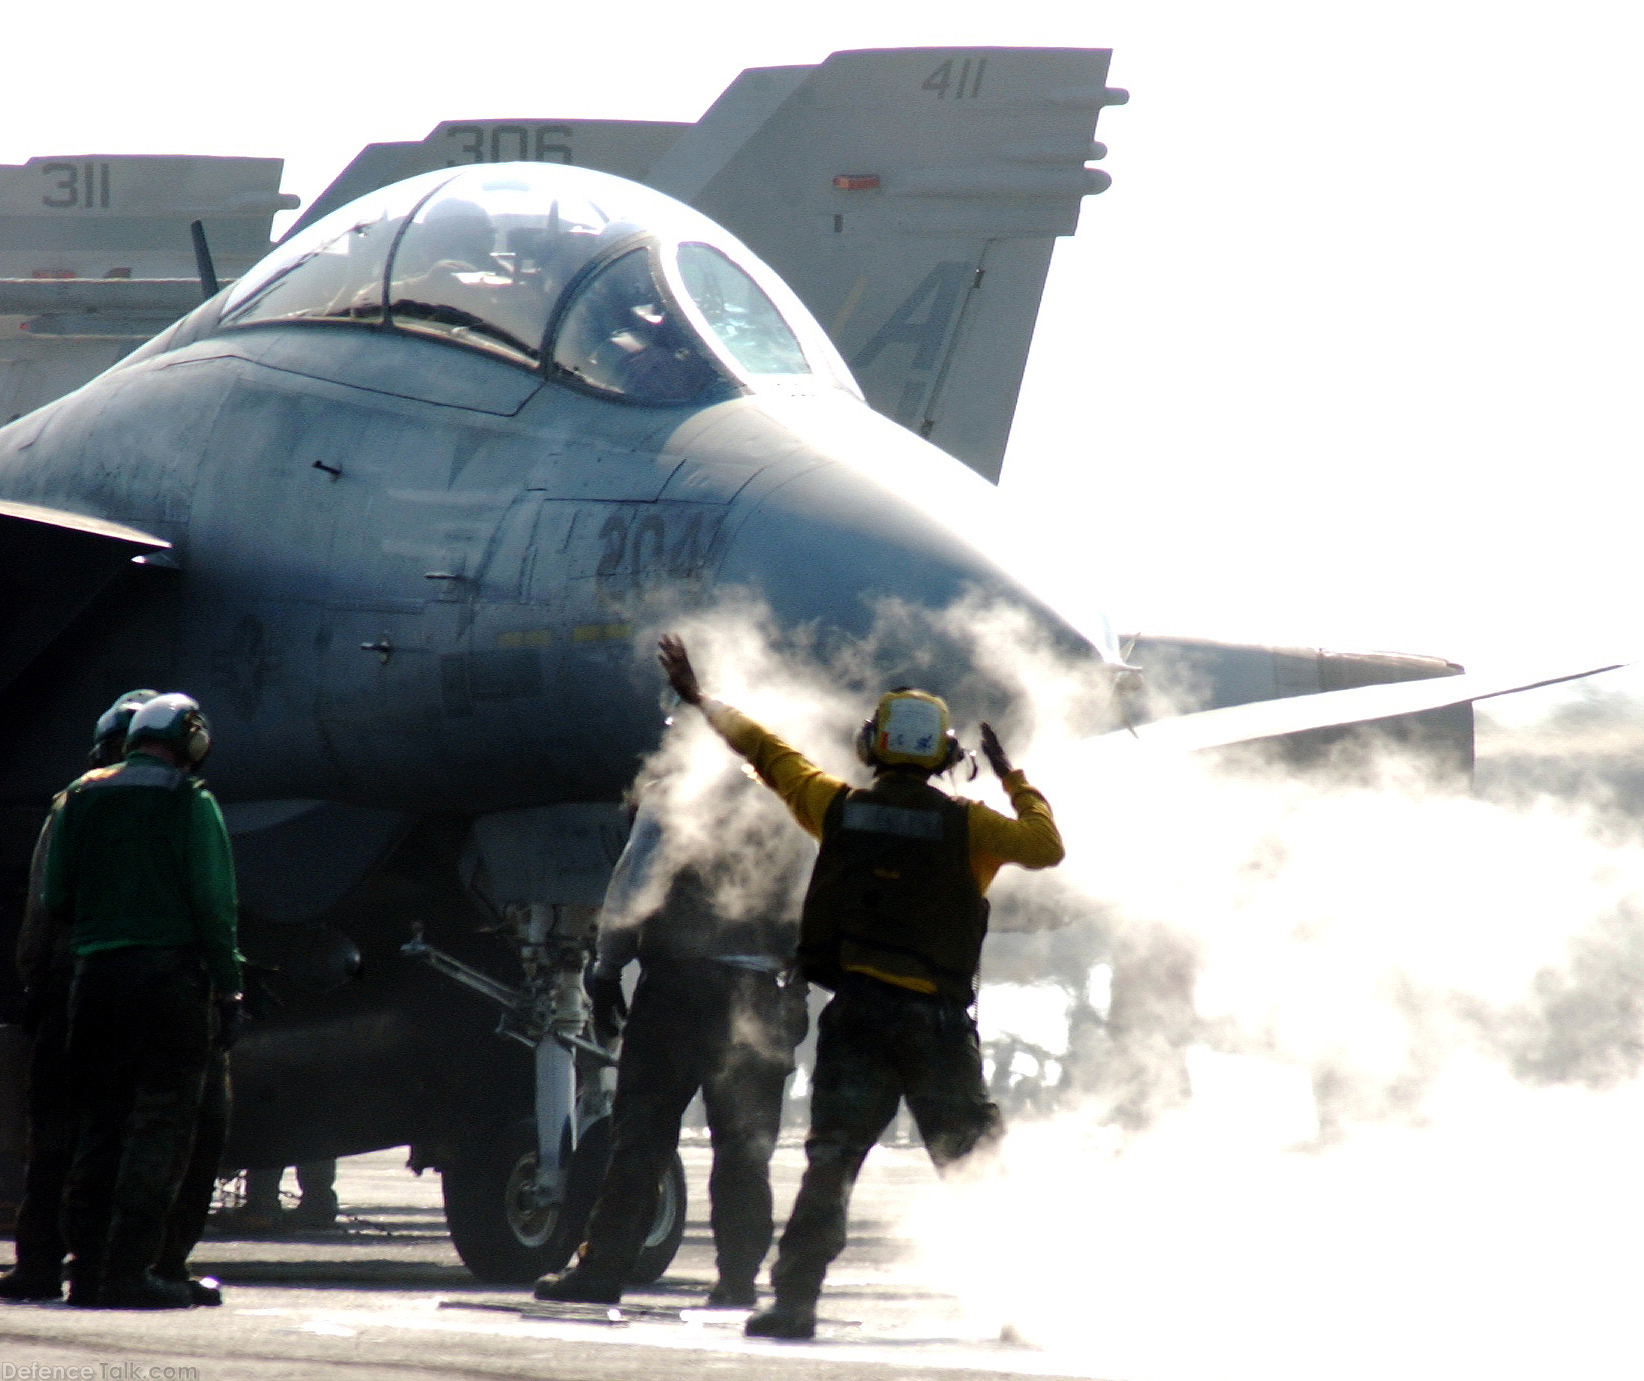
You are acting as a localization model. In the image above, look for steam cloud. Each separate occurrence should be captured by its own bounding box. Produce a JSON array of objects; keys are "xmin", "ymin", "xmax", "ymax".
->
[{"xmin": 624, "ymin": 589, "xmax": 1644, "ymax": 1381}]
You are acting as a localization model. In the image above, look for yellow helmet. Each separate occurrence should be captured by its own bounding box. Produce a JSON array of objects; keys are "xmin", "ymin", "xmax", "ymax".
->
[{"xmin": 855, "ymin": 689, "xmax": 961, "ymax": 772}]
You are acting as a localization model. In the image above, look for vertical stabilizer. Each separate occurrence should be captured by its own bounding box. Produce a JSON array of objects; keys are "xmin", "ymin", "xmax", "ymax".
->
[
  {"xmin": 0, "ymin": 155, "xmax": 295, "ymax": 422},
  {"xmin": 287, "ymin": 120, "xmax": 691, "ymax": 239},
  {"xmin": 649, "ymin": 48, "xmax": 1126, "ymax": 482}
]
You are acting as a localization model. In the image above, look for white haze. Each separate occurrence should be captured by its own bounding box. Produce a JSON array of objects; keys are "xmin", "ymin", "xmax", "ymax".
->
[{"xmin": 631, "ymin": 593, "xmax": 1644, "ymax": 1381}]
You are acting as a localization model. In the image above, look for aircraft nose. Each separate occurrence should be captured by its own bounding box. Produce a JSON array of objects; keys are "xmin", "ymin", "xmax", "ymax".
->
[{"xmin": 718, "ymin": 457, "xmax": 1056, "ymax": 641}]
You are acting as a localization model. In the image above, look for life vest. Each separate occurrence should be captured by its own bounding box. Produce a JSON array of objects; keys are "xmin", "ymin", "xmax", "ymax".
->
[{"xmin": 797, "ymin": 773, "xmax": 986, "ymax": 1003}]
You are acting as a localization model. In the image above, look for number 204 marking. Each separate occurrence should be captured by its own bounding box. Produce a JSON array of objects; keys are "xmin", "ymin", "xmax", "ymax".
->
[
  {"xmin": 922, "ymin": 57, "xmax": 986, "ymax": 100},
  {"xmin": 595, "ymin": 509, "xmax": 725, "ymax": 601}
]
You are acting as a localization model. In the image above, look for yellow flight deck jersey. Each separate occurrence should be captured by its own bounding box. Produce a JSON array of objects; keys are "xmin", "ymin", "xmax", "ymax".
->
[{"xmin": 701, "ymin": 699, "xmax": 1065, "ymax": 994}]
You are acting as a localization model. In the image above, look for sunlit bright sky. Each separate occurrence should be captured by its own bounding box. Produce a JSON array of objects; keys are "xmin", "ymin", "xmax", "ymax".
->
[{"xmin": 4, "ymin": 0, "xmax": 1638, "ymax": 686}]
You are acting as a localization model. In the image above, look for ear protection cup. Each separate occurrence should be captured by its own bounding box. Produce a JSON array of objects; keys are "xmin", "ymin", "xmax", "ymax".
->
[{"xmin": 854, "ymin": 717, "xmax": 878, "ymax": 767}]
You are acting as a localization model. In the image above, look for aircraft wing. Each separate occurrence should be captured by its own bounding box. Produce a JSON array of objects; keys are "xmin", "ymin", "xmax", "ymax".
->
[
  {"xmin": 0, "ymin": 499, "xmax": 170, "ymax": 695},
  {"xmin": 0, "ymin": 278, "xmax": 206, "ymax": 343},
  {"xmin": 648, "ymin": 47, "xmax": 1127, "ymax": 482},
  {"xmin": 1116, "ymin": 659, "xmax": 1627, "ymax": 754}
]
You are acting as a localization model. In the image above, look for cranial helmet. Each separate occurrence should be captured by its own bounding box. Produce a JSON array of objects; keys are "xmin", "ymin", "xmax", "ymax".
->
[
  {"xmin": 89, "ymin": 688, "xmax": 160, "ymax": 768},
  {"xmin": 125, "ymin": 692, "xmax": 212, "ymax": 769},
  {"xmin": 854, "ymin": 689, "xmax": 962, "ymax": 773}
]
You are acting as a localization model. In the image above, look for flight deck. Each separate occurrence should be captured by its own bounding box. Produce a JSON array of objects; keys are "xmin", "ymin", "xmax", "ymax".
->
[{"xmin": 0, "ymin": 1143, "xmax": 1109, "ymax": 1381}]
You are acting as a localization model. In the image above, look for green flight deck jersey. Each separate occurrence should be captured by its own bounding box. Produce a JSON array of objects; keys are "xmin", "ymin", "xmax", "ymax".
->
[{"xmin": 41, "ymin": 751, "xmax": 242, "ymax": 994}]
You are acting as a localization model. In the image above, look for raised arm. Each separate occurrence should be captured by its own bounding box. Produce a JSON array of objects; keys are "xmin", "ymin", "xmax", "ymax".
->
[{"xmin": 658, "ymin": 634, "xmax": 846, "ymax": 839}]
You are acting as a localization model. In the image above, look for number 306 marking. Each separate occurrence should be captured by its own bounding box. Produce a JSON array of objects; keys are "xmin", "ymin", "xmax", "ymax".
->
[
  {"xmin": 922, "ymin": 57, "xmax": 986, "ymax": 100},
  {"xmin": 445, "ymin": 124, "xmax": 574, "ymax": 166}
]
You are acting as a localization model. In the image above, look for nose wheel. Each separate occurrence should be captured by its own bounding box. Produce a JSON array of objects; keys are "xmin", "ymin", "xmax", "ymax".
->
[{"xmin": 441, "ymin": 1117, "xmax": 685, "ymax": 1285}]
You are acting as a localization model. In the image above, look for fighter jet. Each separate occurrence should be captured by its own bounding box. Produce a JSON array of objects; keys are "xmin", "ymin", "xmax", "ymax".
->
[{"xmin": 0, "ymin": 49, "xmax": 1611, "ymax": 1282}]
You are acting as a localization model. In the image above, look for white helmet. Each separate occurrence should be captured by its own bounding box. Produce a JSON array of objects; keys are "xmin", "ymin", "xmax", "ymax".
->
[
  {"xmin": 90, "ymin": 688, "xmax": 160, "ymax": 767},
  {"xmin": 125, "ymin": 692, "xmax": 212, "ymax": 768}
]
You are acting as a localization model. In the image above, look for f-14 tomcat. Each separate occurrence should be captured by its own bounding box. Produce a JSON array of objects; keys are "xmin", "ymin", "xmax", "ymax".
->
[
  {"xmin": 0, "ymin": 153, "xmax": 1121, "ymax": 1282},
  {"xmin": 0, "ymin": 52, "xmax": 1606, "ymax": 1283}
]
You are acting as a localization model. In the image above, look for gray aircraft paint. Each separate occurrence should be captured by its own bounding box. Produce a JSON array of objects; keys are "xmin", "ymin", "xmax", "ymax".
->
[
  {"xmin": 0, "ymin": 48, "xmax": 1125, "ymax": 482},
  {"xmin": 0, "ymin": 158, "xmax": 1120, "ymax": 1245}
]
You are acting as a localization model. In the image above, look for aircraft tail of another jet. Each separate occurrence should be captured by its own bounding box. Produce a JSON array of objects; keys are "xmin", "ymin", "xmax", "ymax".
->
[
  {"xmin": 0, "ymin": 155, "xmax": 296, "ymax": 422},
  {"xmin": 647, "ymin": 47, "xmax": 1128, "ymax": 482}
]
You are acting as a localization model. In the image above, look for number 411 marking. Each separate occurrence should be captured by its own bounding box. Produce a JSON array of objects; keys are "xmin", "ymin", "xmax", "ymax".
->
[{"xmin": 922, "ymin": 57, "xmax": 986, "ymax": 100}]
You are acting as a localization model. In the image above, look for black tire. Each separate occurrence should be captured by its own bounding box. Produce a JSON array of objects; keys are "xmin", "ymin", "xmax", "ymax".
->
[
  {"xmin": 551, "ymin": 1115, "xmax": 688, "ymax": 1286},
  {"xmin": 441, "ymin": 1117, "xmax": 687, "ymax": 1285},
  {"xmin": 442, "ymin": 1120, "xmax": 579, "ymax": 1283},
  {"xmin": 628, "ymin": 1148, "xmax": 687, "ymax": 1285}
]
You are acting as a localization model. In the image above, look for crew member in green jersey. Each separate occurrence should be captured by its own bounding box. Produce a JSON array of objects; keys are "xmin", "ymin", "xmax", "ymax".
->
[{"xmin": 45, "ymin": 693, "xmax": 242, "ymax": 1310}]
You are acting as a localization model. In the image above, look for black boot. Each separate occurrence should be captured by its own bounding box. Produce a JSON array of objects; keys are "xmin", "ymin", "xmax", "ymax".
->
[
  {"xmin": 0, "ymin": 1266, "xmax": 62, "ymax": 1301},
  {"xmin": 99, "ymin": 1269, "xmax": 193, "ymax": 1310},
  {"xmin": 745, "ymin": 1299, "xmax": 816, "ymax": 1339},
  {"xmin": 533, "ymin": 1265, "xmax": 622, "ymax": 1304},
  {"xmin": 154, "ymin": 1266, "xmax": 221, "ymax": 1307},
  {"xmin": 705, "ymin": 1279, "xmax": 758, "ymax": 1309},
  {"xmin": 64, "ymin": 1254, "xmax": 103, "ymax": 1308}
]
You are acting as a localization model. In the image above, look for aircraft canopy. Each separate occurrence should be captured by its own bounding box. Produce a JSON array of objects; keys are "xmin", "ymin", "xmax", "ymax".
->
[{"xmin": 215, "ymin": 163, "xmax": 854, "ymax": 404}]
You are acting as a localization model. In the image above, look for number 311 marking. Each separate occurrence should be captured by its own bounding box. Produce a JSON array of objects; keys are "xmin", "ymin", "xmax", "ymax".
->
[{"xmin": 40, "ymin": 161, "xmax": 110, "ymax": 209}]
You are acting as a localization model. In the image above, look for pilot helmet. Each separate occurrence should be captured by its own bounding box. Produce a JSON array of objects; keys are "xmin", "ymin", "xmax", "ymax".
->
[
  {"xmin": 125, "ymin": 693, "xmax": 212, "ymax": 769},
  {"xmin": 421, "ymin": 199, "xmax": 495, "ymax": 266},
  {"xmin": 89, "ymin": 688, "xmax": 160, "ymax": 768},
  {"xmin": 854, "ymin": 688, "xmax": 961, "ymax": 773}
]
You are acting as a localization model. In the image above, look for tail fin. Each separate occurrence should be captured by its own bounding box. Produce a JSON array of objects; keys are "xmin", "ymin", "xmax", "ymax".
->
[
  {"xmin": 0, "ymin": 155, "xmax": 295, "ymax": 422},
  {"xmin": 648, "ymin": 47, "xmax": 1127, "ymax": 482},
  {"xmin": 287, "ymin": 120, "xmax": 690, "ymax": 239},
  {"xmin": 0, "ymin": 155, "xmax": 294, "ymax": 280}
]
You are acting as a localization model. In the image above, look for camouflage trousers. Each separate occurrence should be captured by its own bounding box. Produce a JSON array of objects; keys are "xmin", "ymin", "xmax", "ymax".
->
[
  {"xmin": 770, "ymin": 974, "xmax": 1002, "ymax": 1308},
  {"xmin": 580, "ymin": 961, "xmax": 801, "ymax": 1290},
  {"xmin": 61, "ymin": 947, "xmax": 213, "ymax": 1280}
]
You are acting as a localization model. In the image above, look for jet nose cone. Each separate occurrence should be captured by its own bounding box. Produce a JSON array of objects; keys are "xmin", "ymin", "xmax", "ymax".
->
[
  {"xmin": 701, "ymin": 395, "xmax": 1123, "ymax": 673},
  {"xmin": 722, "ymin": 462, "xmax": 1006, "ymax": 631}
]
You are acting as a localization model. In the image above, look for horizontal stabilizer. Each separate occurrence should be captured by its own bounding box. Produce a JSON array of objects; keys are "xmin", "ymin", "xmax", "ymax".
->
[
  {"xmin": 1118, "ymin": 659, "xmax": 1627, "ymax": 754},
  {"xmin": 0, "ymin": 499, "xmax": 170, "ymax": 696}
]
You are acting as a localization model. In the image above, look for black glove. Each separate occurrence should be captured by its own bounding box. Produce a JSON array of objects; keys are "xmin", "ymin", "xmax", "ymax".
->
[
  {"xmin": 214, "ymin": 994, "xmax": 247, "ymax": 1050},
  {"xmin": 588, "ymin": 970, "xmax": 629, "ymax": 1045},
  {"xmin": 780, "ymin": 974, "xmax": 811, "ymax": 1049}
]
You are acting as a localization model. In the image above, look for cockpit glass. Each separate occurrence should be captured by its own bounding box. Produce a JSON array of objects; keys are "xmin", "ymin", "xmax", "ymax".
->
[
  {"xmin": 550, "ymin": 249, "xmax": 724, "ymax": 405},
  {"xmin": 212, "ymin": 161, "xmax": 862, "ymax": 401},
  {"xmin": 219, "ymin": 171, "xmax": 452, "ymax": 329},
  {"xmin": 385, "ymin": 170, "xmax": 627, "ymax": 366},
  {"xmin": 675, "ymin": 243, "xmax": 809, "ymax": 376}
]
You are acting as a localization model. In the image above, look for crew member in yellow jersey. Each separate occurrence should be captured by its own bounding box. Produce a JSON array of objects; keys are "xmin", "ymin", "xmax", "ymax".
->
[{"xmin": 657, "ymin": 634, "xmax": 1064, "ymax": 1339}]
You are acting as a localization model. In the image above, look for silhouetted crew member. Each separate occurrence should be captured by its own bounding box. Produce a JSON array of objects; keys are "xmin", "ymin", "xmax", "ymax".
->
[
  {"xmin": 537, "ymin": 767, "xmax": 809, "ymax": 1308},
  {"xmin": 0, "ymin": 692, "xmax": 158, "ymax": 1301},
  {"xmin": 46, "ymin": 693, "xmax": 243, "ymax": 1309},
  {"xmin": 656, "ymin": 635, "xmax": 1064, "ymax": 1340}
]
